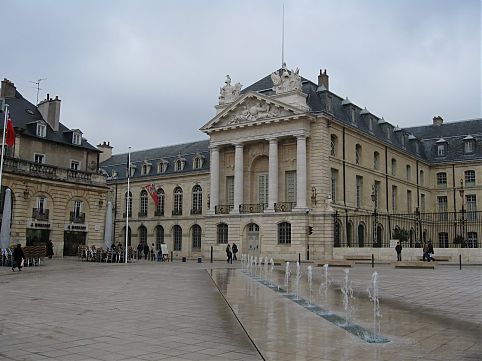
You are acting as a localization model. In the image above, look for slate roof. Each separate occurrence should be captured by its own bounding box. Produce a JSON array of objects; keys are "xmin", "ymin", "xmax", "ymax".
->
[
  {"xmin": 2, "ymin": 90, "xmax": 99, "ymax": 151},
  {"xmin": 101, "ymin": 139, "xmax": 210, "ymax": 180}
]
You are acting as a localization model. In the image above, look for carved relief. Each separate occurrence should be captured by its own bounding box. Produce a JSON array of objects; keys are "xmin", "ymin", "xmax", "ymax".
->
[
  {"xmin": 221, "ymin": 98, "xmax": 291, "ymax": 126},
  {"xmin": 271, "ymin": 63, "xmax": 302, "ymax": 94},
  {"xmin": 219, "ymin": 75, "xmax": 242, "ymax": 105}
]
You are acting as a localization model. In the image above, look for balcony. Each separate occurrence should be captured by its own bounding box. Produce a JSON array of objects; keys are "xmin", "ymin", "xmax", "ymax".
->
[
  {"xmin": 274, "ymin": 202, "xmax": 296, "ymax": 212},
  {"xmin": 215, "ymin": 205, "xmax": 233, "ymax": 214},
  {"xmin": 239, "ymin": 203, "xmax": 267, "ymax": 214},
  {"xmin": 190, "ymin": 208, "xmax": 202, "ymax": 215},
  {"xmin": 154, "ymin": 210, "xmax": 164, "ymax": 216},
  {"xmin": 172, "ymin": 209, "xmax": 183, "ymax": 216},
  {"xmin": 32, "ymin": 208, "xmax": 49, "ymax": 220},
  {"xmin": 70, "ymin": 212, "xmax": 85, "ymax": 224},
  {"xmin": 3, "ymin": 156, "xmax": 105, "ymax": 186},
  {"xmin": 138, "ymin": 211, "xmax": 147, "ymax": 217}
]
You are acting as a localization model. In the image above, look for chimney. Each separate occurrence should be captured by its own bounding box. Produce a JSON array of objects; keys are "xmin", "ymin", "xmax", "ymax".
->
[
  {"xmin": 1, "ymin": 78, "xmax": 16, "ymax": 98},
  {"xmin": 97, "ymin": 141, "xmax": 113, "ymax": 163},
  {"xmin": 37, "ymin": 95, "xmax": 61, "ymax": 131},
  {"xmin": 433, "ymin": 116, "xmax": 443, "ymax": 126},
  {"xmin": 317, "ymin": 69, "xmax": 329, "ymax": 90}
]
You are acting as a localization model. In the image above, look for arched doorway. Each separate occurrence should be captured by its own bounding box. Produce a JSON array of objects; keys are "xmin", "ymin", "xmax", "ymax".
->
[
  {"xmin": 358, "ymin": 223, "xmax": 365, "ymax": 247},
  {"xmin": 246, "ymin": 223, "xmax": 260, "ymax": 256}
]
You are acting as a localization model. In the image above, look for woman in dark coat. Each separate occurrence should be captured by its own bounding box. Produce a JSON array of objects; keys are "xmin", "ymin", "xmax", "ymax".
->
[
  {"xmin": 47, "ymin": 240, "xmax": 54, "ymax": 259},
  {"xmin": 12, "ymin": 244, "xmax": 26, "ymax": 272}
]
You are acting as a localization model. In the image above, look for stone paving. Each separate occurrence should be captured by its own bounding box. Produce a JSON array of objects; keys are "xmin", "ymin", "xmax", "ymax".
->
[{"xmin": 0, "ymin": 259, "xmax": 480, "ymax": 361}]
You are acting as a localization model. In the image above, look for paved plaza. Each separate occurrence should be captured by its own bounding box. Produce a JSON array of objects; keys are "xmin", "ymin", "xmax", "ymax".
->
[{"xmin": 0, "ymin": 259, "xmax": 480, "ymax": 361}]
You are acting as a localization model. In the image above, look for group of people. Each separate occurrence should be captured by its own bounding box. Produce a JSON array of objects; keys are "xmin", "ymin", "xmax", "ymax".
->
[
  {"xmin": 394, "ymin": 240, "xmax": 435, "ymax": 262},
  {"xmin": 225, "ymin": 243, "xmax": 238, "ymax": 263},
  {"xmin": 136, "ymin": 242, "xmax": 159, "ymax": 260}
]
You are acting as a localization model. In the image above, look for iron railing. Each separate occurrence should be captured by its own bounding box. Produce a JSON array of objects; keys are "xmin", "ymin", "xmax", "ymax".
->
[
  {"xmin": 172, "ymin": 209, "xmax": 182, "ymax": 216},
  {"xmin": 239, "ymin": 203, "xmax": 267, "ymax": 214},
  {"xmin": 190, "ymin": 208, "xmax": 202, "ymax": 215},
  {"xmin": 154, "ymin": 210, "xmax": 164, "ymax": 216},
  {"xmin": 274, "ymin": 202, "xmax": 296, "ymax": 212},
  {"xmin": 70, "ymin": 212, "xmax": 85, "ymax": 224},
  {"xmin": 215, "ymin": 205, "xmax": 233, "ymax": 214},
  {"xmin": 32, "ymin": 208, "xmax": 49, "ymax": 220}
]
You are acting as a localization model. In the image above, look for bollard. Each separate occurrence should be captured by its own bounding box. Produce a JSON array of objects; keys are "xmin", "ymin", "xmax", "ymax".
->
[
  {"xmin": 298, "ymin": 253, "xmax": 301, "ymax": 263},
  {"xmin": 371, "ymin": 254, "xmax": 374, "ymax": 268},
  {"xmin": 197, "ymin": 257, "xmax": 202, "ymax": 263},
  {"xmin": 182, "ymin": 256, "xmax": 186, "ymax": 262},
  {"xmin": 170, "ymin": 251, "xmax": 173, "ymax": 262},
  {"xmin": 210, "ymin": 246, "xmax": 213, "ymax": 263},
  {"xmin": 459, "ymin": 254, "xmax": 462, "ymax": 270}
]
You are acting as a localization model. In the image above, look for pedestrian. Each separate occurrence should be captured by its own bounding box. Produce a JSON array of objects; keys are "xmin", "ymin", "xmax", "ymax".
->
[
  {"xmin": 226, "ymin": 244, "xmax": 232, "ymax": 264},
  {"xmin": 422, "ymin": 241, "xmax": 429, "ymax": 261},
  {"xmin": 137, "ymin": 242, "xmax": 143, "ymax": 260},
  {"xmin": 232, "ymin": 243, "xmax": 238, "ymax": 261},
  {"xmin": 12, "ymin": 244, "xmax": 26, "ymax": 272},
  {"xmin": 143, "ymin": 243, "xmax": 149, "ymax": 260},
  {"xmin": 47, "ymin": 240, "xmax": 54, "ymax": 259},
  {"xmin": 150, "ymin": 243, "xmax": 156, "ymax": 261},
  {"xmin": 427, "ymin": 241, "xmax": 435, "ymax": 262},
  {"xmin": 395, "ymin": 241, "xmax": 402, "ymax": 261}
]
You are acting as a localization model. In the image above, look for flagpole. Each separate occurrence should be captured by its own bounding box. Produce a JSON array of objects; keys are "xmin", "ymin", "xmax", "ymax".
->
[
  {"xmin": 125, "ymin": 147, "xmax": 131, "ymax": 264},
  {"xmin": 0, "ymin": 103, "xmax": 9, "ymax": 193}
]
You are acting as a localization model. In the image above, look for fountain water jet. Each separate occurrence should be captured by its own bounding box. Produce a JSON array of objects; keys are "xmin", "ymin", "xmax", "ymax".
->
[
  {"xmin": 284, "ymin": 261, "xmax": 291, "ymax": 294},
  {"xmin": 307, "ymin": 265, "xmax": 313, "ymax": 306},
  {"xmin": 264, "ymin": 256, "xmax": 269, "ymax": 282},
  {"xmin": 295, "ymin": 261, "xmax": 301, "ymax": 300},
  {"xmin": 269, "ymin": 258, "xmax": 274, "ymax": 287},
  {"xmin": 367, "ymin": 271, "xmax": 382, "ymax": 340},
  {"xmin": 341, "ymin": 268, "xmax": 354, "ymax": 326}
]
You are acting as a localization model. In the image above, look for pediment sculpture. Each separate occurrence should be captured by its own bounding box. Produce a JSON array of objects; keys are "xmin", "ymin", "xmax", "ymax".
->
[
  {"xmin": 219, "ymin": 75, "xmax": 242, "ymax": 105},
  {"xmin": 224, "ymin": 99, "xmax": 291, "ymax": 125},
  {"xmin": 271, "ymin": 63, "xmax": 302, "ymax": 94}
]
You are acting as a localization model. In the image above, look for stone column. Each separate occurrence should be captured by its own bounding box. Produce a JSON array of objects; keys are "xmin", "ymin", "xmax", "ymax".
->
[
  {"xmin": 266, "ymin": 137, "xmax": 278, "ymax": 212},
  {"xmin": 295, "ymin": 134, "xmax": 308, "ymax": 211},
  {"xmin": 232, "ymin": 143, "xmax": 244, "ymax": 213},
  {"xmin": 209, "ymin": 145, "xmax": 219, "ymax": 214}
]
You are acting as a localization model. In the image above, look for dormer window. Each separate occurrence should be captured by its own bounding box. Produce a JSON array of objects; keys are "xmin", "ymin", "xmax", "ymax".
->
[
  {"xmin": 193, "ymin": 154, "xmax": 205, "ymax": 169},
  {"xmin": 141, "ymin": 161, "xmax": 152, "ymax": 175},
  {"xmin": 464, "ymin": 136, "xmax": 475, "ymax": 154},
  {"xmin": 436, "ymin": 138, "xmax": 447, "ymax": 157},
  {"xmin": 157, "ymin": 160, "xmax": 168, "ymax": 173},
  {"xmin": 174, "ymin": 155, "xmax": 186, "ymax": 171},
  {"xmin": 72, "ymin": 132, "xmax": 81, "ymax": 145},
  {"xmin": 37, "ymin": 123, "xmax": 46, "ymax": 138}
]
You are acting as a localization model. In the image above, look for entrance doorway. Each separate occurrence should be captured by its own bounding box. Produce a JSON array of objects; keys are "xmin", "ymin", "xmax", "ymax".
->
[
  {"xmin": 26, "ymin": 229, "xmax": 50, "ymax": 246},
  {"xmin": 246, "ymin": 223, "xmax": 260, "ymax": 257},
  {"xmin": 63, "ymin": 231, "xmax": 86, "ymax": 256}
]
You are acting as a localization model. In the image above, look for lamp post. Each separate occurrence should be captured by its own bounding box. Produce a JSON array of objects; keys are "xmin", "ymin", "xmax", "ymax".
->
[
  {"xmin": 371, "ymin": 183, "xmax": 378, "ymax": 247},
  {"xmin": 458, "ymin": 178, "xmax": 466, "ymax": 247}
]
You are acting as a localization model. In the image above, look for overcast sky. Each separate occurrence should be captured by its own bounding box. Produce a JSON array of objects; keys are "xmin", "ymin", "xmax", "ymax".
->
[{"xmin": 3, "ymin": 0, "xmax": 481, "ymax": 154}]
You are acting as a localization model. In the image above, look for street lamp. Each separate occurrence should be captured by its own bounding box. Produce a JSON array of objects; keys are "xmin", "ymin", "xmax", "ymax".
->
[
  {"xmin": 371, "ymin": 183, "xmax": 378, "ymax": 247},
  {"xmin": 458, "ymin": 178, "xmax": 466, "ymax": 247}
]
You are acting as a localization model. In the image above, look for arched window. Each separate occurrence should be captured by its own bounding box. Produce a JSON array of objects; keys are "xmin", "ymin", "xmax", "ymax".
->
[
  {"xmin": 217, "ymin": 223, "xmax": 228, "ymax": 244},
  {"xmin": 358, "ymin": 223, "xmax": 365, "ymax": 247},
  {"xmin": 173, "ymin": 225, "xmax": 182, "ymax": 251},
  {"xmin": 139, "ymin": 190, "xmax": 148, "ymax": 216},
  {"xmin": 346, "ymin": 222, "xmax": 353, "ymax": 247},
  {"xmin": 156, "ymin": 188, "xmax": 165, "ymax": 216},
  {"xmin": 123, "ymin": 226, "xmax": 132, "ymax": 246},
  {"xmin": 191, "ymin": 185, "xmax": 202, "ymax": 214},
  {"xmin": 355, "ymin": 144, "xmax": 362, "ymax": 165},
  {"xmin": 138, "ymin": 225, "xmax": 147, "ymax": 243},
  {"xmin": 124, "ymin": 191, "xmax": 132, "ymax": 217},
  {"xmin": 175, "ymin": 159, "xmax": 184, "ymax": 171},
  {"xmin": 330, "ymin": 134, "xmax": 338, "ymax": 157},
  {"xmin": 155, "ymin": 225, "xmax": 164, "ymax": 250},
  {"xmin": 173, "ymin": 186, "xmax": 183, "ymax": 215},
  {"xmin": 373, "ymin": 151, "xmax": 380, "ymax": 170},
  {"xmin": 192, "ymin": 224, "xmax": 202, "ymax": 250},
  {"xmin": 278, "ymin": 222, "xmax": 291, "ymax": 244}
]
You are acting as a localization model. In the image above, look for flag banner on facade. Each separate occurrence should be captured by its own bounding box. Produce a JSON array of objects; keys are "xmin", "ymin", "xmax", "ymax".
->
[
  {"xmin": 145, "ymin": 183, "xmax": 159, "ymax": 206},
  {"xmin": 6, "ymin": 113, "xmax": 15, "ymax": 148},
  {"xmin": 126, "ymin": 153, "xmax": 131, "ymax": 177}
]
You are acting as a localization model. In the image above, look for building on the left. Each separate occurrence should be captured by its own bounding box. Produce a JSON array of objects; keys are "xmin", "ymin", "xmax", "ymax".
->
[{"xmin": 0, "ymin": 78, "xmax": 108, "ymax": 256}]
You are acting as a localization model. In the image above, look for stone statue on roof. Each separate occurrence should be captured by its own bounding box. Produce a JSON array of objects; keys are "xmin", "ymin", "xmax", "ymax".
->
[
  {"xmin": 219, "ymin": 75, "xmax": 242, "ymax": 105},
  {"xmin": 271, "ymin": 63, "xmax": 302, "ymax": 94}
]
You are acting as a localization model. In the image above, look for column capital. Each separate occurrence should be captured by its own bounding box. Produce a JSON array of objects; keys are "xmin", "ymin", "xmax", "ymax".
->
[
  {"xmin": 266, "ymin": 136, "xmax": 278, "ymax": 143},
  {"xmin": 233, "ymin": 142, "xmax": 244, "ymax": 149},
  {"xmin": 209, "ymin": 144, "xmax": 219, "ymax": 151}
]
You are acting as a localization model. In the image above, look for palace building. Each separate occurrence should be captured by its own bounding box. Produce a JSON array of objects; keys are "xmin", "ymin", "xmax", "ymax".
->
[
  {"xmin": 100, "ymin": 65, "xmax": 481, "ymax": 262},
  {"xmin": 0, "ymin": 79, "xmax": 109, "ymax": 256}
]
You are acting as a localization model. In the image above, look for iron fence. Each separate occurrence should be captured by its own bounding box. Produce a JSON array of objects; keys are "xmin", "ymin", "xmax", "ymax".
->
[{"xmin": 334, "ymin": 210, "xmax": 481, "ymax": 248}]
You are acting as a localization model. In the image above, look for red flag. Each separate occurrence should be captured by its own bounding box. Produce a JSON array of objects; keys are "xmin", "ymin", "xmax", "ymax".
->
[
  {"xmin": 6, "ymin": 114, "xmax": 15, "ymax": 148},
  {"xmin": 145, "ymin": 183, "xmax": 159, "ymax": 207}
]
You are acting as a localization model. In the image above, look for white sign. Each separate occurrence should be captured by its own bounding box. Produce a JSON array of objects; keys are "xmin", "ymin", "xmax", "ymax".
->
[
  {"xmin": 390, "ymin": 240, "xmax": 399, "ymax": 248},
  {"xmin": 161, "ymin": 244, "xmax": 169, "ymax": 255}
]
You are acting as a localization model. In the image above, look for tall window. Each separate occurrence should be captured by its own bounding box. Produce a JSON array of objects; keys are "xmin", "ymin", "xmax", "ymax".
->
[
  {"xmin": 356, "ymin": 176, "xmax": 363, "ymax": 208},
  {"xmin": 392, "ymin": 185, "xmax": 398, "ymax": 212},
  {"xmin": 407, "ymin": 190, "xmax": 412, "ymax": 213},
  {"xmin": 226, "ymin": 176, "xmax": 234, "ymax": 205},
  {"xmin": 36, "ymin": 123, "xmax": 46, "ymax": 137},
  {"xmin": 437, "ymin": 196, "xmax": 448, "ymax": 221},
  {"xmin": 437, "ymin": 144, "xmax": 446, "ymax": 157},
  {"xmin": 73, "ymin": 200, "xmax": 83, "ymax": 217},
  {"xmin": 258, "ymin": 174, "xmax": 269, "ymax": 206},
  {"xmin": 330, "ymin": 135, "xmax": 338, "ymax": 157},
  {"xmin": 192, "ymin": 224, "xmax": 202, "ymax": 250},
  {"xmin": 193, "ymin": 156, "xmax": 203, "ymax": 169},
  {"xmin": 155, "ymin": 225, "xmax": 164, "ymax": 250},
  {"xmin": 175, "ymin": 160, "xmax": 183, "ymax": 171},
  {"xmin": 374, "ymin": 181, "xmax": 381, "ymax": 209},
  {"xmin": 156, "ymin": 188, "xmax": 165, "ymax": 216},
  {"xmin": 420, "ymin": 193, "xmax": 426, "ymax": 212},
  {"xmin": 436, "ymin": 172, "xmax": 447, "ymax": 188},
  {"xmin": 438, "ymin": 232, "xmax": 448, "ymax": 248},
  {"xmin": 278, "ymin": 222, "xmax": 291, "ymax": 244},
  {"xmin": 72, "ymin": 132, "xmax": 82, "ymax": 145},
  {"xmin": 138, "ymin": 226, "xmax": 147, "ymax": 243},
  {"xmin": 465, "ymin": 170, "xmax": 476, "ymax": 186},
  {"xmin": 286, "ymin": 171, "xmax": 297, "ymax": 203},
  {"xmin": 173, "ymin": 225, "xmax": 182, "ymax": 251},
  {"xmin": 466, "ymin": 195, "xmax": 477, "ymax": 221},
  {"xmin": 37, "ymin": 196, "xmax": 47, "ymax": 212},
  {"xmin": 331, "ymin": 169, "xmax": 338, "ymax": 203},
  {"xmin": 192, "ymin": 185, "xmax": 203, "ymax": 214},
  {"xmin": 467, "ymin": 232, "xmax": 478, "ymax": 248},
  {"xmin": 464, "ymin": 139, "xmax": 475, "ymax": 153},
  {"xmin": 355, "ymin": 144, "xmax": 362, "ymax": 165},
  {"xmin": 217, "ymin": 223, "xmax": 228, "ymax": 244},
  {"xmin": 140, "ymin": 190, "xmax": 148, "ymax": 216},
  {"xmin": 420, "ymin": 170, "xmax": 424, "ymax": 186},
  {"xmin": 373, "ymin": 151, "xmax": 380, "ymax": 170},
  {"xmin": 406, "ymin": 165, "xmax": 411, "ymax": 182},
  {"xmin": 391, "ymin": 158, "xmax": 397, "ymax": 176},
  {"xmin": 125, "ymin": 191, "xmax": 132, "ymax": 216},
  {"xmin": 173, "ymin": 186, "xmax": 183, "ymax": 215}
]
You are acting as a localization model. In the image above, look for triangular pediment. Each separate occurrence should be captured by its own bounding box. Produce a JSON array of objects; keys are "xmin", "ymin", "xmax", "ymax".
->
[{"xmin": 201, "ymin": 92, "xmax": 305, "ymax": 133}]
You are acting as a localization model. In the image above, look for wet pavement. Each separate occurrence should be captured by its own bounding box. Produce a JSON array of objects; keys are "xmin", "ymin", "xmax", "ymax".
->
[{"xmin": 0, "ymin": 259, "xmax": 480, "ymax": 361}]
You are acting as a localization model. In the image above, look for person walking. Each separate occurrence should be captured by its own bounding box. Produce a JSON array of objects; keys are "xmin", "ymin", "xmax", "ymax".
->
[
  {"xmin": 226, "ymin": 244, "xmax": 232, "ymax": 264},
  {"xmin": 232, "ymin": 243, "xmax": 238, "ymax": 261},
  {"xmin": 12, "ymin": 244, "xmax": 26, "ymax": 272},
  {"xmin": 422, "ymin": 241, "xmax": 429, "ymax": 261},
  {"xmin": 150, "ymin": 243, "xmax": 156, "ymax": 261},
  {"xmin": 137, "ymin": 242, "xmax": 143, "ymax": 260},
  {"xmin": 427, "ymin": 241, "xmax": 435, "ymax": 262},
  {"xmin": 47, "ymin": 240, "xmax": 54, "ymax": 259},
  {"xmin": 143, "ymin": 243, "xmax": 149, "ymax": 260},
  {"xmin": 395, "ymin": 241, "xmax": 402, "ymax": 261}
]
